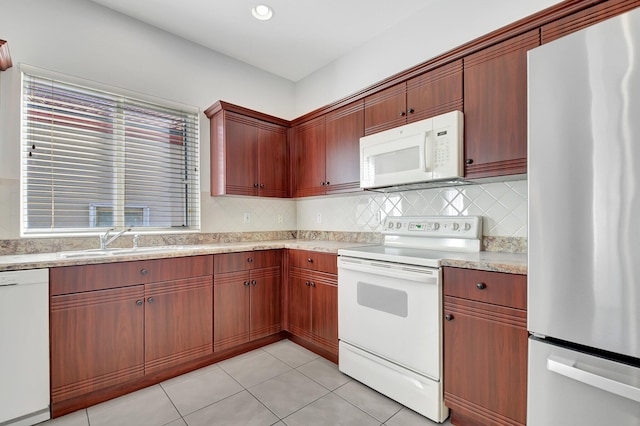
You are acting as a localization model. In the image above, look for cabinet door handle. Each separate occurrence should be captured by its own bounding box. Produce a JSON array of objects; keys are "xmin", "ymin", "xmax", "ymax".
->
[
  {"xmin": 244, "ymin": 281, "xmax": 250, "ymax": 286},
  {"xmin": 307, "ymin": 258, "xmax": 313, "ymax": 263},
  {"xmin": 251, "ymin": 280, "xmax": 257, "ymax": 286},
  {"xmin": 445, "ymin": 314, "xmax": 454, "ymax": 321},
  {"xmin": 147, "ymin": 297, "xmax": 154, "ymax": 303},
  {"xmin": 321, "ymin": 181, "xmax": 326, "ymax": 186},
  {"xmin": 136, "ymin": 300, "xmax": 143, "ymax": 306},
  {"xmin": 305, "ymin": 281, "xmax": 310, "ymax": 287},
  {"xmin": 310, "ymin": 282, "xmax": 316, "ymax": 287},
  {"xmin": 253, "ymin": 183, "xmax": 259, "ymax": 188},
  {"xmin": 326, "ymin": 181, "xmax": 330, "ymax": 185},
  {"xmin": 140, "ymin": 268, "xmax": 148, "ymax": 275},
  {"xmin": 260, "ymin": 183, "xmax": 265, "ymax": 189},
  {"xmin": 465, "ymin": 159, "xmax": 474, "ymax": 165},
  {"xmin": 407, "ymin": 108, "xmax": 415, "ymax": 114},
  {"xmin": 247, "ymin": 257, "xmax": 253, "ymax": 263},
  {"xmin": 399, "ymin": 111, "xmax": 406, "ymax": 117},
  {"xmin": 476, "ymin": 282, "xmax": 487, "ymax": 290}
]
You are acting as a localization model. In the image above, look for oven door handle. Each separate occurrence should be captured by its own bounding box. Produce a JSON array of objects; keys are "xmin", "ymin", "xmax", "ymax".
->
[{"xmin": 338, "ymin": 258, "xmax": 438, "ymax": 284}]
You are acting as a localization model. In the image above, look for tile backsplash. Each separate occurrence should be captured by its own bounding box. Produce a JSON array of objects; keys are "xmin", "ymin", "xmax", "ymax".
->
[
  {"xmin": 0, "ymin": 179, "xmax": 527, "ymax": 243},
  {"xmin": 296, "ymin": 180, "xmax": 528, "ymax": 237}
]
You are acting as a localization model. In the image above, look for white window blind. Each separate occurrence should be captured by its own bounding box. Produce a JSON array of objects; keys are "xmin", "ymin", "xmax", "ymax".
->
[{"xmin": 21, "ymin": 72, "xmax": 200, "ymax": 235}]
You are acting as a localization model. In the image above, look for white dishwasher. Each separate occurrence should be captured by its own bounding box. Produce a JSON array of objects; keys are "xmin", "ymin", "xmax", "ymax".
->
[{"xmin": 0, "ymin": 269, "xmax": 50, "ymax": 425}]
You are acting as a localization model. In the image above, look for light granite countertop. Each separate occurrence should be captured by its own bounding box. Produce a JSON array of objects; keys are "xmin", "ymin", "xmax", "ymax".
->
[{"xmin": 0, "ymin": 239, "xmax": 527, "ymax": 274}]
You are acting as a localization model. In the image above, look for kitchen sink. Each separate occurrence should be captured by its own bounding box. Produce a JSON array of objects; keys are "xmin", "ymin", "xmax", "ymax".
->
[{"xmin": 57, "ymin": 246, "xmax": 186, "ymax": 259}]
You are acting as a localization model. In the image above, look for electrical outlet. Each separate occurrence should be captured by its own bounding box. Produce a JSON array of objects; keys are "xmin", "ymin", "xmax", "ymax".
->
[
  {"xmin": 316, "ymin": 212, "xmax": 322, "ymax": 224},
  {"xmin": 243, "ymin": 212, "xmax": 251, "ymax": 224},
  {"xmin": 277, "ymin": 214, "xmax": 283, "ymax": 224}
]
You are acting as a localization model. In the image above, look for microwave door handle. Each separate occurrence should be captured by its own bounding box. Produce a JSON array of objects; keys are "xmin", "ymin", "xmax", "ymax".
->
[{"xmin": 423, "ymin": 131, "xmax": 432, "ymax": 173}]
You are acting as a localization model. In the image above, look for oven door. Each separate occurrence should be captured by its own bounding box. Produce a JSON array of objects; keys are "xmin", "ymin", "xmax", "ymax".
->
[{"xmin": 338, "ymin": 255, "xmax": 442, "ymax": 379}]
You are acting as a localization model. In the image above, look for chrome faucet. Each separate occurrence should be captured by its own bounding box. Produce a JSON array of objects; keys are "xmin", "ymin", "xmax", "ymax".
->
[{"xmin": 99, "ymin": 228, "xmax": 131, "ymax": 250}]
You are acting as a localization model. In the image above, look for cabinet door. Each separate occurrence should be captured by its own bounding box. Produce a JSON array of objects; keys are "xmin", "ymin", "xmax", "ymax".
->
[
  {"xmin": 444, "ymin": 296, "xmax": 528, "ymax": 425},
  {"xmin": 257, "ymin": 120, "xmax": 288, "ymax": 198},
  {"xmin": 145, "ymin": 276, "xmax": 213, "ymax": 373},
  {"xmin": 310, "ymin": 277, "xmax": 338, "ymax": 355},
  {"xmin": 213, "ymin": 271, "xmax": 251, "ymax": 351},
  {"xmin": 249, "ymin": 266, "xmax": 282, "ymax": 340},
  {"xmin": 463, "ymin": 30, "xmax": 539, "ymax": 179},
  {"xmin": 292, "ymin": 116, "xmax": 326, "ymax": 197},
  {"xmin": 287, "ymin": 268, "xmax": 312, "ymax": 340},
  {"xmin": 50, "ymin": 285, "xmax": 144, "ymax": 404},
  {"xmin": 406, "ymin": 60, "xmax": 463, "ymax": 123},
  {"xmin": 364, "ymin": 82, "xmax": 407, "ymax": 135},
  {"xmin": 325, "ymin": 100, "xmax": 363, "ymax": 194},
  {"xmin": 222, "ymin": 111, "xmax": 259, "ymax": 196}
]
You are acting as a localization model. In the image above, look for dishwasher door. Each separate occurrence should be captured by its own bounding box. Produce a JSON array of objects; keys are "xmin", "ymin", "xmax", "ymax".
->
[{"xmin": 0, "ymin": 269, "xmax": 50, "ymax": 425}]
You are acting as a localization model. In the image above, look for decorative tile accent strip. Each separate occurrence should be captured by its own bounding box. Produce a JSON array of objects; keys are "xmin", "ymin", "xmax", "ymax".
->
[{"xmin": 0, "ymin": 231, "xmax": 297, "ymax": 256}]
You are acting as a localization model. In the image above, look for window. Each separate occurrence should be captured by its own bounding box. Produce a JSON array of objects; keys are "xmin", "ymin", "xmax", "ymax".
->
[{"xmin": 20, "ymin": 71, "xmax": 200, "ymax": 235}]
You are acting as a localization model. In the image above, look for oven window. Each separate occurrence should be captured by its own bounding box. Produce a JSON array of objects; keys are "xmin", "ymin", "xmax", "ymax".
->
[{"xmin": 357, "ymin": 282, "xmax": 408, "ymax": 317}]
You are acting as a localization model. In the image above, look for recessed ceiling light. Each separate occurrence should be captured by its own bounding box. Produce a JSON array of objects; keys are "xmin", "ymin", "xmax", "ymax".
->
[{"xmin": 252, "ymin": 4, "xmax": 273, "ymax": 21}]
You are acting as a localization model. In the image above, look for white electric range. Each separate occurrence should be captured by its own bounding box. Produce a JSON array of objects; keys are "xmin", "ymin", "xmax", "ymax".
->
[{"xmin": 337, "ymin": 215, "xmax": 482, "ymax": 423}]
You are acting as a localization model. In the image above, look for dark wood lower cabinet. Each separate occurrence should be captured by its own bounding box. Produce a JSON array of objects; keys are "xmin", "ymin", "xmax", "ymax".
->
[
  {"xmin": 144, "ymin": 276, "xmax": 213, "ymax": 374},
  {"xmin": 213, "ymin": 250, "xmax": 283, "ymax": 351},
  {"xmin": 50, "ymin": 285, "xmax": 145, "ymax": 404},
  {"xmin": 443, "ymin": 267, "xmax": 527, "ymax": 426},
  {"xmin": 286, "ymin": 250, "xmax": 338, "ymax": 362}
]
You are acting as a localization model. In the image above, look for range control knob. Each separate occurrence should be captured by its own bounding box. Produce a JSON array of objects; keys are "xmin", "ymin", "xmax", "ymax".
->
[
  {"xmin": 396, "ymin": 222, "xmax": 402, "ymax": 229},
  {"xmin": 464, "ymin": 222, "xmax": 472, "ymax": 231},
  {"xmin": 388, "ymin": 221, "xmax": 394, "ymax": 229},
  {"xmin": 452, "ymin": 223, "xmax": 460, "ymax": 231}
]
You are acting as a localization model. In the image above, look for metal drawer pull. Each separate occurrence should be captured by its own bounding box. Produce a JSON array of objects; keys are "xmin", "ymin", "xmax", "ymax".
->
[
  {"xmin": 547, "ymin": 356, "xmax": 640, "ymax": 403},
  {"xmin": 252, "ymin": 280, "xmax": 257, "ymax": 286},
  {"xmin": 136, "ymin": 300, "xmax": 143, "ymax": 306},
  {"xmin": 140, "ymin": 269, "xmax": 148, "ymax": 275},
  {"xmin": 476, "ymin": 282, "xmax": 486, "ymax": 290},
  {"xmin": 445, "ymin": 314, "xmax": 454, "ymax": 321}
]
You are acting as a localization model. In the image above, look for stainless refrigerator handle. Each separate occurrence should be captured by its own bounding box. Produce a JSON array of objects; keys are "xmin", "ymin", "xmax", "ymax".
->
[{"xmin": 547, "ymin": 356, "xmax": 640, "ymax": 403}]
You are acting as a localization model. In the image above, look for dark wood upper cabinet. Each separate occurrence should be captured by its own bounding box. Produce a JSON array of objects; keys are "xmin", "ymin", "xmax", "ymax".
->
[
  {"xmin": 292, "ymin": 100, "xmax": 363, "ymax": 198},
  {"xmin": 324, "ymin": 100, "xmax": 364, "ymax": 194},
  {"xmin": 463, "ymin": 30, "xmax": 539, "ymax": 179},
  {"xmin": 364, "ymin": 60, "xmax": 463, "ymax": 135},
  {"xmin": 207, "ymin": 102, "xmax": 289, "ymax": 198},
  {"xmin": 0, "ymin": 40, "xmax": 12, "ymax": 71},
  {"xmin": 291, "ymin": 116, "xmax": 326, "ymax": 197}
]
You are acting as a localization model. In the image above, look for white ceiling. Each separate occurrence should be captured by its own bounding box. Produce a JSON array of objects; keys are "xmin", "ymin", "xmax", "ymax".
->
[{"xmin": 89, "ymin": 0, "xmax": 562, "ymax": 82}]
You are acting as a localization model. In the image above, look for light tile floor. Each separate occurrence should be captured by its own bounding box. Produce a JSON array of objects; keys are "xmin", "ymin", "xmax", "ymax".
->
[{"xmin": 42, "ymin": 340, "xmax": 453, "ymax": 426}]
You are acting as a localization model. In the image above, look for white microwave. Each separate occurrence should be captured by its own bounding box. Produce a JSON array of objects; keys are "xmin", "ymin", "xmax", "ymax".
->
[{"xmin": 360, "ymin": 110, "xmax": 463, "ymax": 189}]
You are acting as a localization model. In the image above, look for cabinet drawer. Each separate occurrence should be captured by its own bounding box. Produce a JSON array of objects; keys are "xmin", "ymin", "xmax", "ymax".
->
[
  {"xmin": 288, "ymin": 250, "xmax": 337, "ymax": 274},
  {"xmin": 214, "ymin": 249, "xmax": 282, "ymax": 273},
  {"xmin": 51, "ymin": 255, "xmax": 214, "ymax": 295},
  {"xmin": 443, "ymin": 267, "xmax": 526, "ymax": 309}
]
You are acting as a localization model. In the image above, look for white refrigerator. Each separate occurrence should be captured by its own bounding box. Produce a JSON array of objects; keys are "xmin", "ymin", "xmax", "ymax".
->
[{"xmin": 528, "ymin": 6, "xmax": 640, "ymax": 425}]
